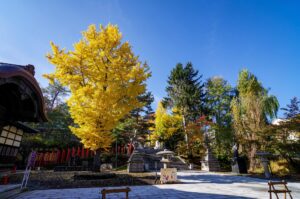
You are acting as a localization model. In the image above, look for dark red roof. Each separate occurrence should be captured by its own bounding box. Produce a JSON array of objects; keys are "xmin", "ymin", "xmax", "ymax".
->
[{"xmin": 0, "ymin": 62, "xmax": 47, "ymax": 122}]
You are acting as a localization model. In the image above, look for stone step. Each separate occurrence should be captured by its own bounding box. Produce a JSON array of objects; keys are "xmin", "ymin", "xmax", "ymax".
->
[{"xmin": 128, "ymin": 150, "xmax": 189, "ymax": 172}]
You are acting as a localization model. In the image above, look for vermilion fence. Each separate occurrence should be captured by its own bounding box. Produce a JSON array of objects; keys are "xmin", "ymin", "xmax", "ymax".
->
[
  {"xmin": 34, "ymin": 144, "xmax": 134, "ymax": 167},
  {"xmin": 34, "ymin": 147, "xmax": 92, "ymax": 167}
]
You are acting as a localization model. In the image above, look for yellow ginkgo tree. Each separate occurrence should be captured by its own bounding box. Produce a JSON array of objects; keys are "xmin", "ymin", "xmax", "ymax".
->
[
  {"xmin": 44, "ymin": 24, "xmax": 151, "ymax": 155},
  {"xmin": 152, "ymin": 101, "xmax": 183, "ymax": 146}
]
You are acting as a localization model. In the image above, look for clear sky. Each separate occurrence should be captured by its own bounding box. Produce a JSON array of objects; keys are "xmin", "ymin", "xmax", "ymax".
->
[{"xmin": 0, "ymin": 0, "xmax": 299, "ymax": 117}]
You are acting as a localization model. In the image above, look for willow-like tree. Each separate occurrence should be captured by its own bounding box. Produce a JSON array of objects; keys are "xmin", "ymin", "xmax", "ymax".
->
[
  {"xmin": 231, "ymin": 69, "xmax": 279, "ymax": 171},
  {"xmin": 45, "ymin": 24, "xmax": 150, "ymax": 167}
]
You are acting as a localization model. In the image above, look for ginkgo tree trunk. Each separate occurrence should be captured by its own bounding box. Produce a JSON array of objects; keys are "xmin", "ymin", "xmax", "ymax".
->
[{"xmin": 44, "ymin": 24, "xmax": 151, "ymax": 170}]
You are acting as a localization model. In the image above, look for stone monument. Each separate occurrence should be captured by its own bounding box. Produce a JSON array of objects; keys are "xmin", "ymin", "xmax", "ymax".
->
[
  {"xmin": 201, "ymin": 148, "xmax": 221, "ymax": 172},
  {"xmin": 127, "ymin": 138, "xmax": 145, "ymax": 172},
  {"xmin": 201, "ymin": 128, "xmax": 221, "ymax": 172},
  {"xmin": 231, "ymin": 143, "xmax": 248, "ymax": 174}
]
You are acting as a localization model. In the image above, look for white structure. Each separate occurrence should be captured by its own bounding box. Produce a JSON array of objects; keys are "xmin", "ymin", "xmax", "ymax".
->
[
  {"xmin": 272, "ymin": 118, "xmax": 299, "ymax": 141},
  {"xmin": 154, "ymin": 140, "xmax": 162, "ymax": 149}
]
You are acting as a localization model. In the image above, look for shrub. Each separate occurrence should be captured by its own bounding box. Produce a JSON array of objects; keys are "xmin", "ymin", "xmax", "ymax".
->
[{"xmin": 217, "ymin": 154, "xmax": 231, "ymax": 171}]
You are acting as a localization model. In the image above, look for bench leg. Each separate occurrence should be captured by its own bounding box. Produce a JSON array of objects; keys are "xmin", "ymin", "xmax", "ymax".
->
[
  {"xmin": 269, "ymin": 184, "xmax": 272, "ymax": 199},
  {"xmin": 102, "ymin": 193, "xmax": 105, "ymax": 199},
  {"xmin": 126, "ymin": 191, "xmax": 129, "ymax": 199}
]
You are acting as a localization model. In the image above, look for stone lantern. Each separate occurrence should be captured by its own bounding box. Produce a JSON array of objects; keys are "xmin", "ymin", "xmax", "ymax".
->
[
  {"xmin": 256, "ymin": 151, "xmax": 273, "ymax": 178},
  {"xmin": 156, "ymin": 149, "xmax": 174, "ymax": 168},
  {"xmin": 156, "ymin": 149, "xmax": 177, "ymax": 183}
]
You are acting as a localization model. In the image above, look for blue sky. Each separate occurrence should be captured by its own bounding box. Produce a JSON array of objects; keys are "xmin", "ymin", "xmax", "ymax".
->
[{"xmin": 0, "ymin": 0, "xmax": 299, "ymax": 117}]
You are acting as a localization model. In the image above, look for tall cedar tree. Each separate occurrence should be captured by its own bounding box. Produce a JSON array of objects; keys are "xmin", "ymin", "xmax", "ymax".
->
[{"xmin": 163, "ymin": 62, "xmax": 205, "ymax": 153}]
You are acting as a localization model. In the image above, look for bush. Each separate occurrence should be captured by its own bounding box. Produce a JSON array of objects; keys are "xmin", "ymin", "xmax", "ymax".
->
[
  {"xmin": 100, "ymin": 153, "xmax": 112, "ymax": 163},
  {"xmin": 270, "ymin": 159, "xmax": 290, "ymax": 176},
  {"xmin": 217, "ymin": 154, "xmax": 231, "ymax": 171}
]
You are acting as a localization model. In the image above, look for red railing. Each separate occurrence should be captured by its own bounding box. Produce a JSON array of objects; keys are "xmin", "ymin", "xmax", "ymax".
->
[
  {"xmin": 34, "ymin": 147, "xmax": 93, "ymax": 167},
  {"xmin": 34, "ymin": 144, "xmax": 134, "ymax": 167}
]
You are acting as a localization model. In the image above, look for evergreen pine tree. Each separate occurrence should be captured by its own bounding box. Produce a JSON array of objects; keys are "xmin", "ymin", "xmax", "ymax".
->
[
  {"xmin": 281, "ymin": 97, "xmax": 300, "ymax": 118},
  {"xmin": 163, "ymin": 62, "xmax": 205, "ymax": 121},
  {"xmin": 163, "ymin": 62, "xmax": 205, "ymax": 154}
]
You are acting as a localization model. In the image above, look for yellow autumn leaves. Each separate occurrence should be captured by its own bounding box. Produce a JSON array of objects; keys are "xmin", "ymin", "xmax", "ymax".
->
[
  {"xmin": 151, "ymin": 102, "xmax": 183, "ymax": 141},
  {"xmin": 44, "ymin": 24, "xmax": 151, "ymax": 151}
]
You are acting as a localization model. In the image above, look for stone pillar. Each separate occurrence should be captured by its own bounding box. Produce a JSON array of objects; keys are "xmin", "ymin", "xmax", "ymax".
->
[
  {"xmin": 201, "ymin": 129, "xmax": 221, "ymax": 172},
  {"xmin": 127, "ymin": 150, "xmax": 145, "ymax": 173},
  {"xmin": 256, "ymin": 152, "xmax": 272, "ymax": 178},
  {"xmin": 261, "ymin": 157, "xmax": 271, "ymax": 178},
  {"xmin": 201, "ymin": 148, "xmax": 221, "ymax": 172}
]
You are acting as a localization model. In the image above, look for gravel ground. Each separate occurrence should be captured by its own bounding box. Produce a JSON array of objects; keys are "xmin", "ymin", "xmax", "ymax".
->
[{"xmin": 9, "ymin": 170, "xmax": 164, "ymax": 190}]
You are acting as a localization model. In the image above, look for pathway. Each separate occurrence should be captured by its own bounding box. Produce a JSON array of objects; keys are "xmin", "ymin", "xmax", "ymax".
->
[{"xmin": 15, "ymin": 171, "xmax": 300, "ymax": 199}]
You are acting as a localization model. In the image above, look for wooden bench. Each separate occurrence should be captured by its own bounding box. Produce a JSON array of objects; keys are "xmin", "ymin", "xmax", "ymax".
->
[
  {"xmin": 268, "ymin": 180, "xmax": 293, "ymax": 199},
  {"xmin": 100, "ymin": 187, "xmax": 131, "ymax": 199}
]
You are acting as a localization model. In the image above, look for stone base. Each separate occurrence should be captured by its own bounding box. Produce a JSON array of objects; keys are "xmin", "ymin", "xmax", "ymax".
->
[
  {"xmin": 127, "ymin": 150, "xmax": 145, "ymax": 173},
  {"xmin": 231, "ymin": 163, "xmax": 240, "ymax": 174},
  {"xmin": 127, "ymin": 162, "xmax": 144, "ymax": 172},
  {"xmin": 127, "ymin": 149, "xmax": 188, "ymax": 172},
  {"xmin": 201, "ymin": 149, "xmax": 221, "ymax": 172},
  {"xmin": 231, "ymin": 158, "xmax": 248, "ymax": 174}
]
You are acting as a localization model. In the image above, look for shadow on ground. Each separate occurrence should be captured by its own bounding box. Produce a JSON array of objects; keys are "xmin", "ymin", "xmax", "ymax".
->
[
  {"xmin": 178, "ymin": 173, "xmax": 267, "ymax": 184},
  {"xmin": 15, "ymin": 184, "xmax": 254, "ymax": 199}
]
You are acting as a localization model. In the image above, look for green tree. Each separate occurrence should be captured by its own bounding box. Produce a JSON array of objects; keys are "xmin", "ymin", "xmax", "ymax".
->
[
  {"xmin": 20, "ymin": 82, "xmax": 78, "ymax": 165},
  {"xmin": 262, "ymin": 114, "xmax": 300, "ymax": 173},
  {"xmin": 163, "ymin": 62, "xmax": 205, "ymax": 155},
  {"xmin": 129, "ymin": 91, "xmax": 155, "ymax": 142},
  {"xmin": 231, "ymin": 69, "xmax": 279, "ymax": 171},
  {"xmin": 112, "ymin": 91, "xmax": 155, "ymax": 148},
  {"xmin": 281, "ymin": 97, "xmax": 300, "ymax": 119},
  {"xmin": 42, "ymin": 80, "xmax": 69, "ymax": 111},
  {"xmin": 27, "ymin": 82, "xmax": 78, "ymax": 148},
  {"xmin": 205, "ymin": 77, "xmax": 235, "ymax": 158}
]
